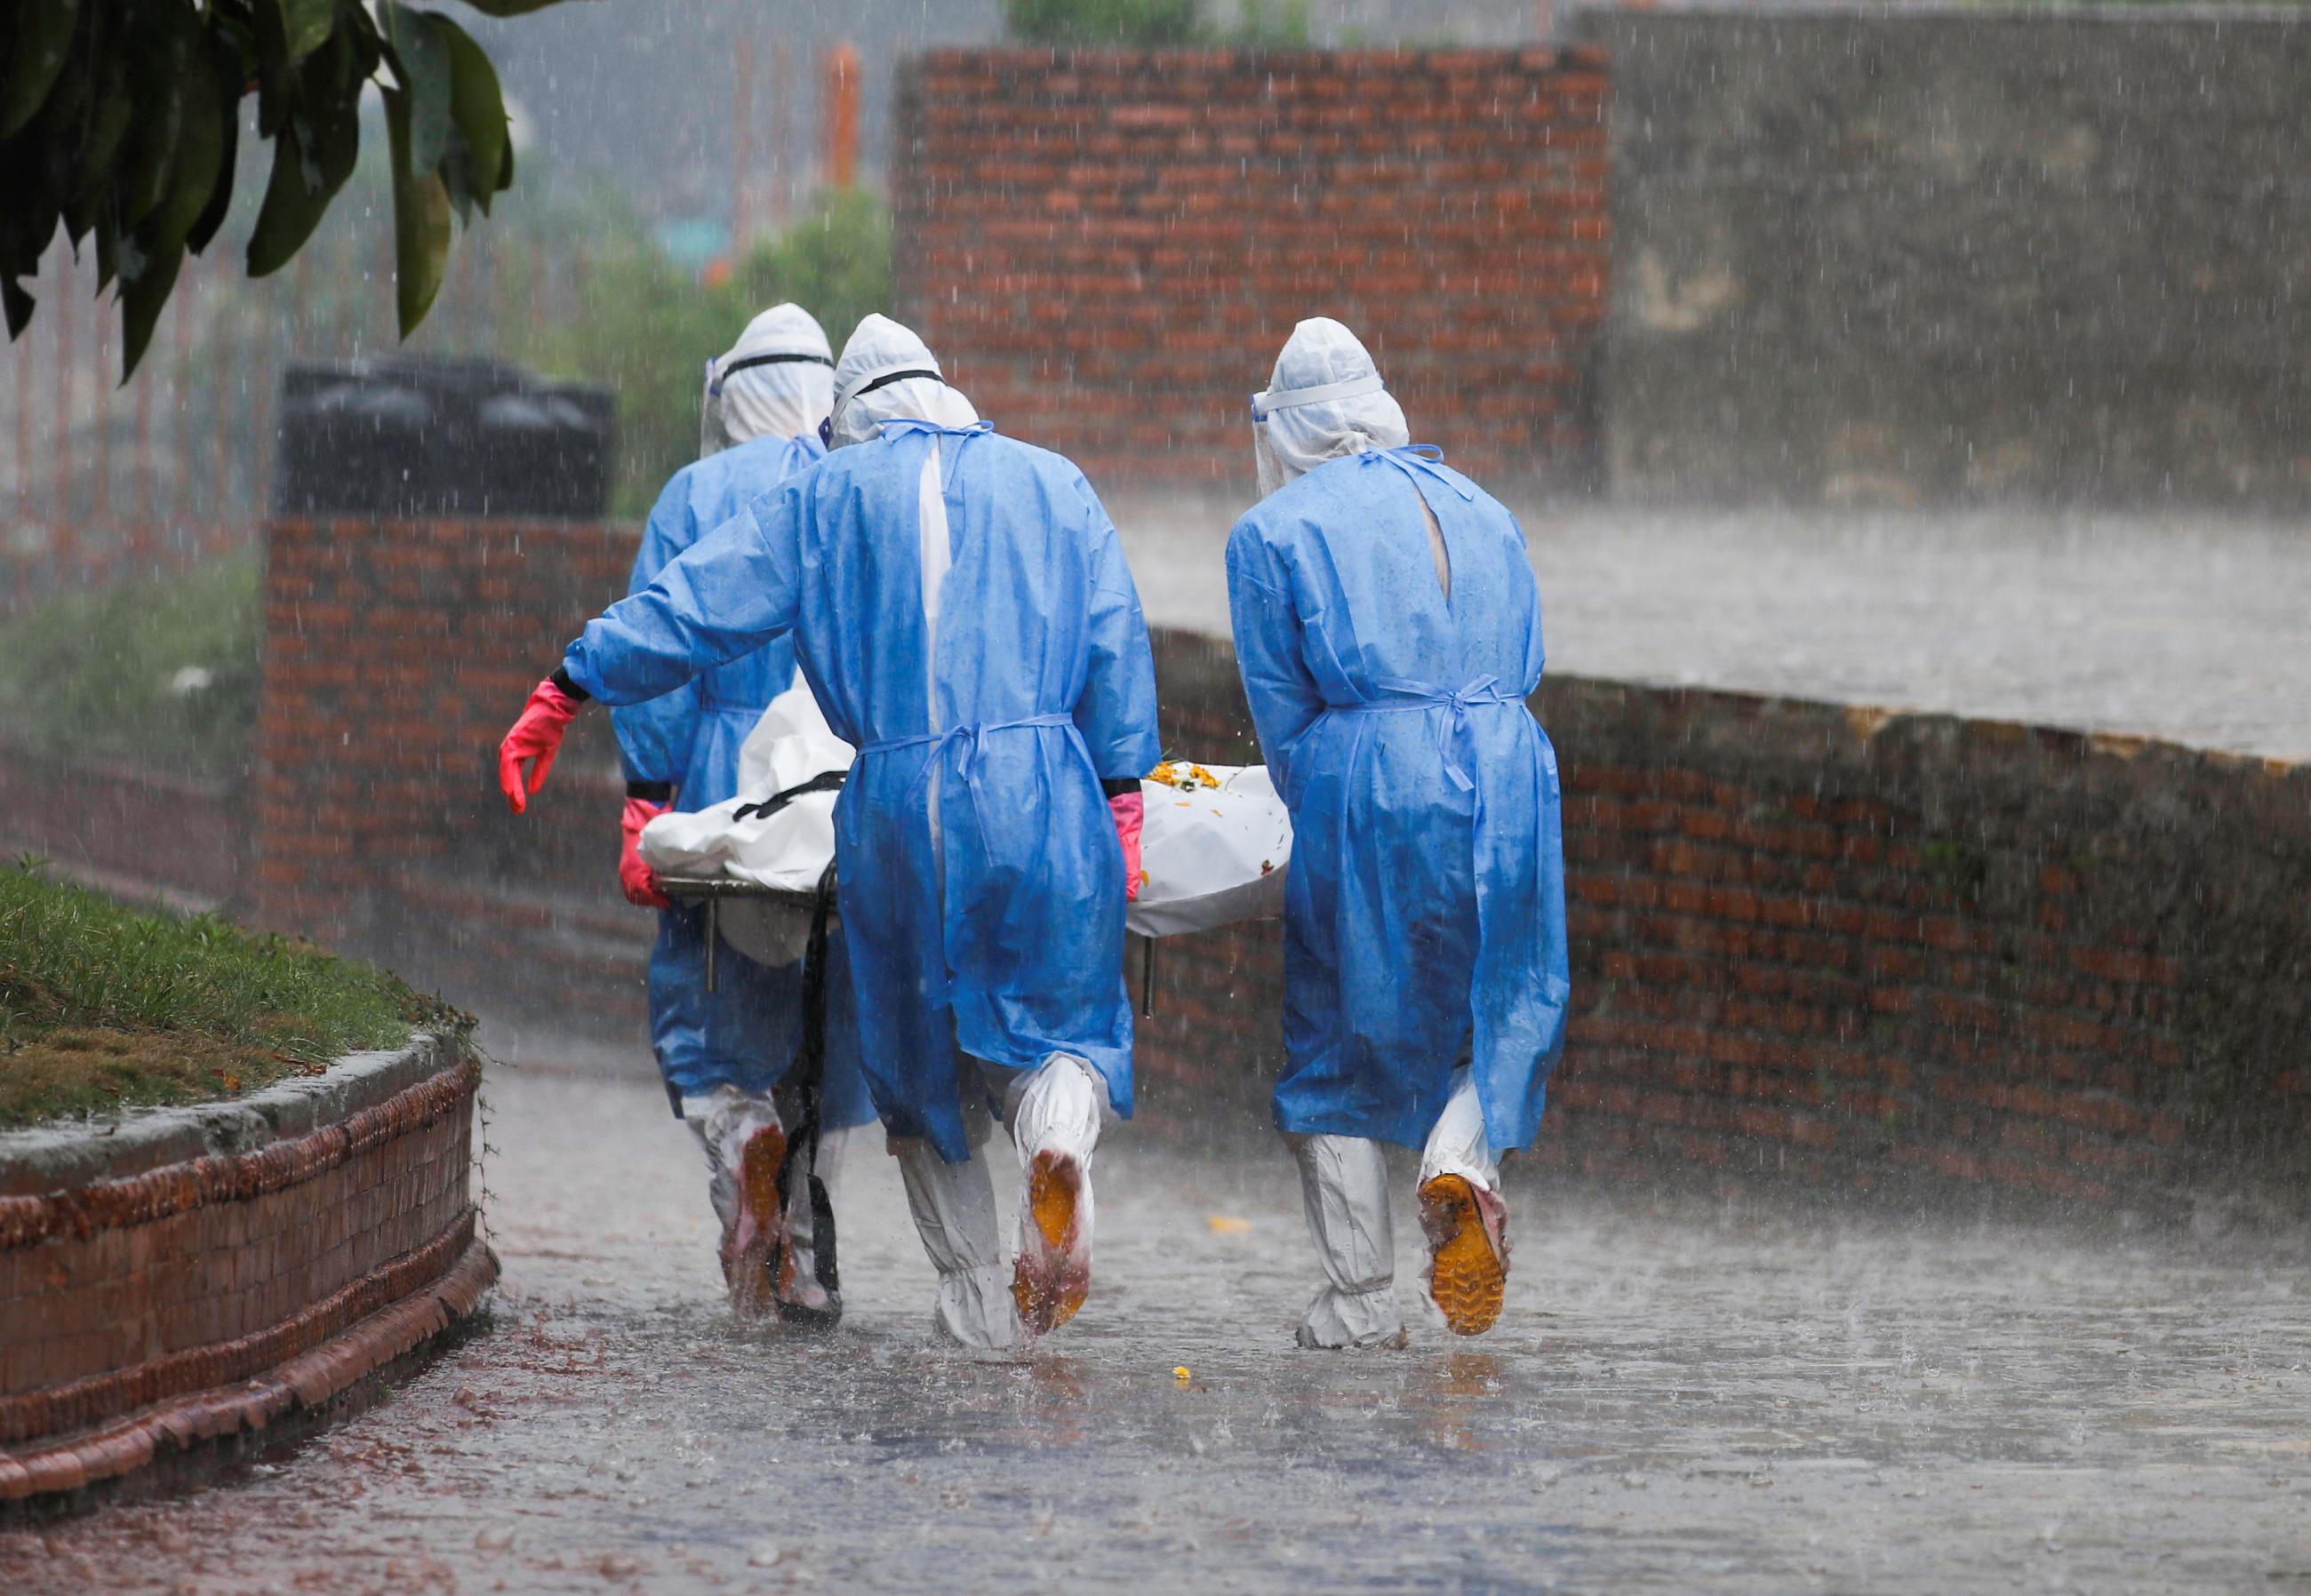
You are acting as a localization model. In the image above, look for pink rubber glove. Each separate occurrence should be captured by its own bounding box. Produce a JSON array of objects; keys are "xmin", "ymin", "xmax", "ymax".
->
[
  {"xmin": 1109, "ymin": 790, "xmax": 1145, "ymax": 902},
  {"xmin": 620, "ymin": 798, "xmax": 672, "ymax": 909},
  {"xmin": 498, "ymin": 677, "xmax": 583, "ymax": 815}
]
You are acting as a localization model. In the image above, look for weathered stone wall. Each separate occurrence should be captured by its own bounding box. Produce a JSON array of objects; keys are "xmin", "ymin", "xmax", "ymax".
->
[
  {"xmin": 0, "ymin": 1033, "xmax": 493, "ymax": 1503},
  {"xmin": 1578, "ymin": 4, "xmax": 2311, "ymax": 507},
  {"xmin": 1146, "ymin": 631, "xmax": 2311, "ymax": 1217}
]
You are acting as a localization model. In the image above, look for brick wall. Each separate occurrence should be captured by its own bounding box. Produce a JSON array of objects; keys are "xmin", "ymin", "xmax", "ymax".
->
[
  {"xmin": 254, "ymin": 515, "xmax": 652, "ymax": 1030},
  {"xmin": 0, "ymin": 1037, "xmax": 492, "ymax": 1501},
  {"xmin": 0, "ymin": 736, "xmax": 244, "ymax": 913},
  {"xmin": 1145, "ymin": 632, "xmax": 2311, "ymax": 1217},
  {"xmin": 254, "ymin": 517, "xmax": 2311, "ymax": 1215},
  {"xmin": 893, "ymin": 48, "xmax": 1610, "ymax": 492}
]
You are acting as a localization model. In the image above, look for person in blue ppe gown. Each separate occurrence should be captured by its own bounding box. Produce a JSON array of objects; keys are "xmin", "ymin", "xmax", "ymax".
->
[
  {"xmin": 518, "ymin": 315, "xmax": 1159, "ymax": 1349},
  {"xmin": 612, "ymin": 303, "xmax": 876, "ymax": 1324},
  {"xmin": 1225, "ymin": 317, "xmax": 1570, "ymax": 1348}
]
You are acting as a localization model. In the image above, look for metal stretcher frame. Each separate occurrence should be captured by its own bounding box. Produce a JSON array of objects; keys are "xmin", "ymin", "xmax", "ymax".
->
[
  {"xmin": 655, "ymin": 874, "xmax": 1161, "ymax": 1014},
  {"xmin": 655, "ymin": 875, "xmax": 828, "ymax": 994}
]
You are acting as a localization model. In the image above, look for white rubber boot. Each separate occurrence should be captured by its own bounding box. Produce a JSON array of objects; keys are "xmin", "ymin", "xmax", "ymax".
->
[
  {"xmin": 1417, "ymin": 1067, "xmax": 1510, "ymax": 1337},
  {"xmin": 1288, "ymin": 1132, "xmax": 1407, "ymax": 1350},
  {"xmin": 892, "ymin": 1134, "xmax": 1025, "ymax": 1350},
  {"xmin": 769, "ymin": 1118, "xmax": 858, "ymax": 1326},
  {"xmin": 1003, "ymin": 1053, "xmax": 1104, "ymax": 1337},
  {"xmin": 683, "ymin": 1085, "xmax": 789, "ymax": 1318}
]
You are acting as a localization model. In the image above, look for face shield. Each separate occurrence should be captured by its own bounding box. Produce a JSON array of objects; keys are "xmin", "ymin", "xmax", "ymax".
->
[
  {"xmin": 1249, "ymin": 318, "xmax": 1411, "ymax": 499},
  {"xmin": 828, "ymin": 314, "xmax": 980, "ymax": 448},
  {"xmin": 699, "ymin": 304, "xmax": 836, "ymax": 457}
]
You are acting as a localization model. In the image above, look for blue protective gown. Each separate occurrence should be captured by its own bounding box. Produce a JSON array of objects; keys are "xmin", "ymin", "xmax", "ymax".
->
[
  {"xmin": 613, "ymin": 432, "xmax": 874, "ymax": 1128},
  {"xmin": 1224, "ymin": 447, "xmax": 1570, "ymax": 1153},
  {"xmin": 571, "ymin": 421, "xmax": 1161, "ymax": 1162}
]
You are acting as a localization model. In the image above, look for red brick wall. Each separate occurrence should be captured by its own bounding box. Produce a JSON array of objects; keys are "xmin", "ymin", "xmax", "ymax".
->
[
  {"xmin": 0, "ymin": 737, "xmax": 244, "ymax": 911},
  {"xmin": 252, "ymin": 517, "xmax": 2311, "ymax": 1214},
  {"xmin": 253, "ymin": 516, "xmax": 652, "ymax": 1030},
  {"xmin": 893, "ymin": 48, "xmax": 1609, "ymax": 491},
  {"xmin": 1144, "ymin": 634, "xmax": 2311, "ymax": 1217},
  {"xmin": 0, "ymin": 1042, "xmax": 492, "ymax": 1499}
]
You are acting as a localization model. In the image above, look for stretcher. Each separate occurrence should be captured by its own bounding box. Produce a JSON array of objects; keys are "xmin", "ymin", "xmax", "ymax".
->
[{"xmin": 646, "ymin": 690, "xmax": 1294, "ymax": 1001}]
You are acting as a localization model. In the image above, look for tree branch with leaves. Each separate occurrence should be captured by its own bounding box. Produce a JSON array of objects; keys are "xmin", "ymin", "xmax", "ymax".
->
[{"xmin": 0, "ymin": 0, "xmax": 573, "ymax": 381}]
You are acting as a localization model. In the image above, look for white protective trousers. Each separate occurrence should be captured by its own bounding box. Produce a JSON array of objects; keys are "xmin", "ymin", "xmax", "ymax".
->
[
  {"xmin": 682, "ymin": 1084, "xmax": 850, "ymax": 1313},
  {"xmin": 891, "ymin": 1051, "xmax": 1106, "ymax": 1349},
  {"xmin": 1290, "ymin": 1066, "xmax": 1499, "ymax": 1348}
]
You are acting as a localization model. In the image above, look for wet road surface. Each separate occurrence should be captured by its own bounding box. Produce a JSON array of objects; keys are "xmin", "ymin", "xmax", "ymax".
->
[{"xmin": 7, "ymin": 1062, "xmax": 2309, "ymax": 1594}]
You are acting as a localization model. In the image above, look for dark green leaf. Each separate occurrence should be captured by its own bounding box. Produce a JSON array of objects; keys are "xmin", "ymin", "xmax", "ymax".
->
[
  {"xmin": 271, "ymin": 0, "xmax": 336, "ymax": 61},
  {"xmin": 21, "ymin": 32, "xmax": 91, "ymax": 241},
  {"xmin": 93, "ymin": 203, "xmax": 116, "ymax": 290},
  {"xmin": 383, "ymin": 85, "xmax": 451, "ymax": 336},
  {"xmin": 248, "ymin": 0, "xmax": 298, "ymax": 138},
  {"xmin": 452, "ymin": 0, "xmax": 572, "ymax": 15},
  {"xmin": 2, "ymin": 276, "xmax": 33, "ymax": 339},
  {"xmin": 186, "ymin": 34, "xmax": 244, "ymax": 254},
  {"xmin": 116, "ymin": 6, "xmax": 198, "ymax": 228},
  {"xmin": 436, "ymin": 13, "xmax": 508, "ymax": 212},
  {"xmin": 245, "ymin": 33, "xmax": 365, "ymax": 276},
  {"xmin": 0, "ymin": 0, "xmax": 79, "ymax": 140},
  {"xmin": 150, "ymin": 43, "xmax": 224, "ymax": 251},
  {"xmin": 73, "ymin": 53, "xmax": 133, "ymax": 200},
  {"xmin": 115, "ymin": 37, "xmax": 222, "ymax": 379},
  {"xmin": 116, "ymin": 233, "xmax": 183, "ymax": 386},
  {"xmin": 245, "ymin": 129, "xmax": 320, "ymax": 276},
  {"xmin": 382, "ymin": 5, "xmax": 453, "ymax": 177}
]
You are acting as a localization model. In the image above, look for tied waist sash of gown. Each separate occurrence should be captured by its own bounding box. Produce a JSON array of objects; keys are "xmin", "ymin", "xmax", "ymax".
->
[
  {"xmin": 1326, "ymin": 676, "xmax": 1521, "ymax": 793},
  {"xmin": 861, "ymin": 713, "xmax": 1083, "ymax": 802}
]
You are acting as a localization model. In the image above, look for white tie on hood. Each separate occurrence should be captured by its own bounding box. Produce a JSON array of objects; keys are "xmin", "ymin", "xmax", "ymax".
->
[
  {"xmin": 700, "ymin": 303, "xmax": 835, "ymax": 457},
  {"xmin": 1251, "ymin": 316, "xmax": 1411, "ymax": 499},
  {"xmin": 828, "ymin": 313, "xmax": 980, "ymax": 447}
]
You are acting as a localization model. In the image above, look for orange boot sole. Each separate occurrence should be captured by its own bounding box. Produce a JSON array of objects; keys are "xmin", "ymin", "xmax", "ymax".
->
[
  {"xmin": 1419, "ymin": 1174, "xmax": 1507, "ymax": 1337},
  {"xmin": 1012, "ymin": 1151, "xmax": 1091, "ymax": 1335},
  {"xmin": 723, "ymin": 1123, "xmax": 787, "ymax": 1317}
]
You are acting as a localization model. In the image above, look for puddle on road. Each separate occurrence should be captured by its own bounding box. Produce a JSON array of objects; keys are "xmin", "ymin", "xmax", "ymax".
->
[{"xmin": 6, "ymin": 1066, "xmax": 2307, "ymax": 1594}]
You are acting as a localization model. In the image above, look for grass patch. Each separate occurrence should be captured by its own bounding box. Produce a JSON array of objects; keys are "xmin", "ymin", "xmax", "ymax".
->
[
  {"xmin": 0, "ymin": 863, "xmax": 467, "ymax": 1130},
  {"xmin": 0, "ymin": 552, "xmax": 260, "ymax": 780}
]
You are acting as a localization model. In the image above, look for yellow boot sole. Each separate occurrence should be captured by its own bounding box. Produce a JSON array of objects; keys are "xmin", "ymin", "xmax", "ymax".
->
[
  {"xmin": 1419, "ymin": 1174, "xmax": 1506, "ymax": 1337},
  {"xmin": 1012, "ymin": 1151, "xmax": 1091, "ymax": 1335},
  {"xmin": 724, "ymin": 1123, "xmax": 787, "ymax": 1317}
]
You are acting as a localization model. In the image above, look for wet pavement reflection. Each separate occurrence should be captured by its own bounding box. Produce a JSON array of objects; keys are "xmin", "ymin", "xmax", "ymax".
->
[{"xmin": 5, "ymin": 1064, "xmax": 2307, "ymax": 1593}]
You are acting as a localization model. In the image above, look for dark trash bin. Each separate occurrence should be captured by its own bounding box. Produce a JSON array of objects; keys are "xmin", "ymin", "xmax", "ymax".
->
[{"xmin": 275, "ymin": 357, "xmax": 615, "ymax": 519}]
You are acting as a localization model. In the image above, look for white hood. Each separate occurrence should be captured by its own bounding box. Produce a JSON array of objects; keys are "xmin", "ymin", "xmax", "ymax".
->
[
  {"xmin": 1251, "ymin": 316, "xmax": 1411, "ymax": 499},
  {"xmin": 828, "ymin": 313, "xmax": 980, "ymax": 447},
  {"xmin": 700, "ymin": 303, "xmax": 835, "ymax": 456}
]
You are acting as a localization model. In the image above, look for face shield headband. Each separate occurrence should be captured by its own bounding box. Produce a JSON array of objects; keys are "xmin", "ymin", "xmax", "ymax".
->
[
  {"xmin": 706, "ymin": 350, "xmax": 836, "ymax": 399},
  {"xmin": 1249, "ymin": 371, "xmax": 1387, "ymax": 424},
  {"xmin": 826, "ymin": 366, "xmax": 947, "ymax": 448},
  {"xmin": 835, "ymin": 364, "xmax": 945, "ymax": 414},
  {"xmin": 701, "ymin": 351, "xmax": 835, "ymax": 457},
  {"xmin": 1251, "ymin": 371, "xmax": 1388, "ymax": 499}
]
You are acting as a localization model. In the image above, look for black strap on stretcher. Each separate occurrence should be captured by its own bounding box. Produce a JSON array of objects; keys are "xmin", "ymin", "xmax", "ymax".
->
[
  {"xmin": 733, "ymin": 767, "xmax": 848, "ymax": 823},
  {"xmin": 769, "ymin": 854, "xmax": 844, "ymax": 1328}
]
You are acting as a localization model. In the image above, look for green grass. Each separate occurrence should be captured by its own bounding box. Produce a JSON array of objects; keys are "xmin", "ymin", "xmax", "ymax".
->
[
  {"xmin": 0, "ymin": 551, "xmax": 260, "ymax": 781},
  {"xmin": 0, "ymin": 863, "xmax": 467, "ymax": 1129}
]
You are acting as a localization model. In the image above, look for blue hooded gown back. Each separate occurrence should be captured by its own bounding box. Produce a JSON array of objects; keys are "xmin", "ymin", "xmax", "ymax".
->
[
  {"xmin": 1225, "ymin": 449, "xmax": 1570, "ymax": 1153},
  {"xmin": 568, "ymin": 422, "xmax": 1161, "ymax": 1163},
  {"xmin": 610, "ymin": 432, "xmax": 874, "ymax": 1127},
  {"xmin": 614, "ymin": 433, "xmax": 821, "ymax": 811}
]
